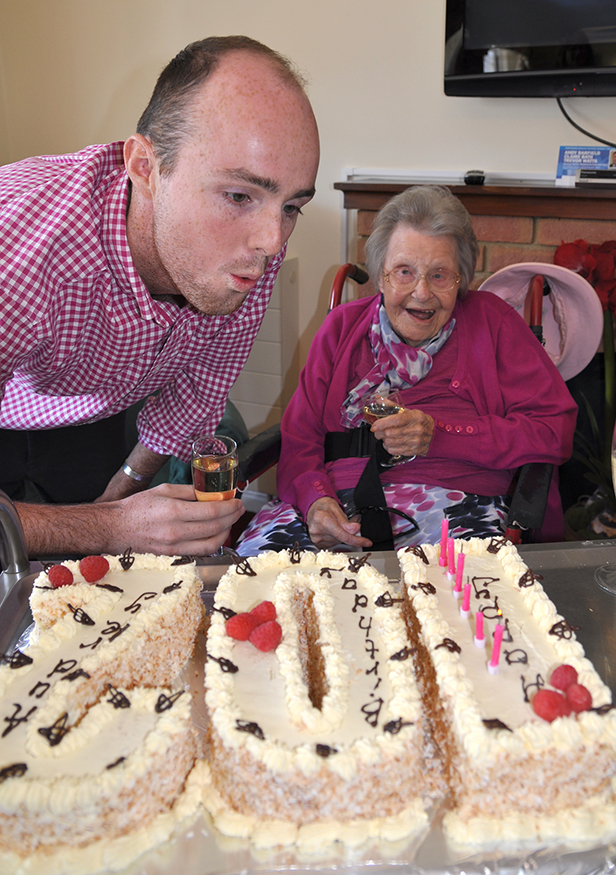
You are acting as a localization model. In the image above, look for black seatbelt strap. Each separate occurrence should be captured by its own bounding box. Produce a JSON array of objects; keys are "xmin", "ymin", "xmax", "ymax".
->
[{"xmin": 353, "ymin": 438, "xmax": 395, "ymax": 551}]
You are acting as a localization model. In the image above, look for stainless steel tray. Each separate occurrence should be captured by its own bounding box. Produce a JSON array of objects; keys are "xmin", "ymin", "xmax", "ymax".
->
[{"xmin": 2, "ymin": 544, "xmax": 616, "ymax": 875}]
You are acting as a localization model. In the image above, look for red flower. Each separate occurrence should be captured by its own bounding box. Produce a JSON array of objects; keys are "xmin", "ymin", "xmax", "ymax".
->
[{"xmin": 554, "ymin": 239, "xmax": 616, "ymax": 313}]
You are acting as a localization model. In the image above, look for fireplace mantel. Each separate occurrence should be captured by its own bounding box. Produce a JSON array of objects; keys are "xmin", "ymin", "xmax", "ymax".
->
[{"xmin": 334, "ymin": 179, "xmax": 616, "ymax": 221}]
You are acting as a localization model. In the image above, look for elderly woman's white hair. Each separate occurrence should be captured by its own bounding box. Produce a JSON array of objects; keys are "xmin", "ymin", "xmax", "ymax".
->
[{"xmin": 365, "ymin": 185, "xmax": 479, "ymax": 295}]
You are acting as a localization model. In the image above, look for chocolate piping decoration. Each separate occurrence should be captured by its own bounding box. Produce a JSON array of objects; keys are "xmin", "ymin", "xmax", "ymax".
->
[
  {"xmin": 410, "ymin": 581, "xmax": 436, "ymax": 595},
  {"xmin": 504, "ymin": 648, "xmax": 528, "ymax": 665},
  {"xmin": 106, "ymin": 757, "xmax": 126, "ymax": 770},
  {"xmin": 107, "ymin": 684, "xmax": 131, "ymax": 709},
  {"xmin": 384, "ymin": 718, "xmax": 414, "ymax": 735},
  {"xmin": 29, "ymin": 681, "xmax": 50, "ymax": 699},
  {"xmin": 67, "ymin": 604, "xmax": 95, "ymax": 626},
  {"xmin": 316, "ymin": 744, "xmax": 338, "ymax": 757},
  {"xmin": 404, "ymin": 544, "xmax": 429, "ymax": 564},
  {"xmin": 502, "ymin": 618, "xmax": 513, "ymax": 643},
  {"xmin": 236, "ymin": 719, "xmax": 265, "ymax": 739},
  {"xmin": 47, "ymin": 659, "xmax": 77, "ymax": 678},
  {"xmin": 593, "ymin": 703, "xmax": 616, "ymax": 715},
  {"xmin": 390, "ymin": 646, "xmax": 416, "ymax": 662},
  {"xmin": 124, "ymin": 592, "xmax": 157, "ymax": 614},
  {"xmin": 375, "ymin": 591, "xmax": 405, "ymax": 607},
  {"xmin": 481, "ymin": 596, "xmax": 502, "ymax": 621},
  {"xmin": 61, "ymin": 668, "xmax": 91, "ymax": 682},
  {"xmin": 361, "ymin": 697, "xmax": 384, "ymax": 727},
  {"xmin": 213, "ymin": 605, "xmax": 237, "ymax": 621},
  {"xmin": 2, "ymin": 650, "xmax": 33, "ymax": 669},
  {"xmin": 518, "ymin": 569, "xmax": 543, "ymax": 588},
  {"xmin": 38, "ymin": 712, "xmax": 69, "ymax": 746},
  {"xmin": 95, "ymin": 582, "xmax": 124, "ymax": 593},
  {"xmin": 521, "ymin": 673, "xmax": 545, "ymax": 703},
  {"xmin": 155, "ymin": 690, "xmax": 184, "ymax": 713},
  {"xmin": 119, "ymin": 547, "xmax": 135, "ymax": 570},
  {"xmin": 483, "ymin": 718, "xmax": 512, "ymax": 732},
  {"xmin": 207, "ymin": 654, "xmax": 239, "ymax": 673},
  {"xmin": 101, "ymin": 620, "xmax": 130, "ymax": 642},
  {"xmin": 549, "ymin": 619, "xmax": 580, "ymax": 640},
  {"xmin": 471, "ymin": 576, "xmax": 499, "ymax": 599},
  {"xmin": 487, "ymin": 536, "xmax": 509, "ymax": 554},
  {"xmin": 3, "ymin": 703, "xmax": 37, "ymax": 737},
  {"xmin": 341, "ymin": 578, "xmax": 357, "ymax": 590},
  {"xmin": 348, "ymin": 554, "xmax": 372, "ymax": 573},
  {"xmin": 234, "ymin": 558, "xmax": 257, "ymax": 577},
  {"xmin": 0, "ymin": 763, "xmax": 27, "ymax": 782},
  {"xmin": 163, "ymin": 581, "xmax": 182, "ymax": 594},
  {"xmin": 352, "ymin": 594, "xmax": 368, "ymax": 613},
  {"xmin": 289, "ymin": 543, "xmax": 302, "ymax": 564},
  {"xmin": 171, "ymin": 555, "xmax": 196, "ymax": 566},
  {"xmin": 79, "ymin": 637, "xmax": 102, "ymax": 651},
  {"xmin": 435, "ymin": 638, "xmax": 461, "ymax": 654}
]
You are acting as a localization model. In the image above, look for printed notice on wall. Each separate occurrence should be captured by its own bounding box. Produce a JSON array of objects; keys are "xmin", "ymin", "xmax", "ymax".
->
[{"xmin": 556, "ymin": 145, "xmax": 616, "ymax": 186}]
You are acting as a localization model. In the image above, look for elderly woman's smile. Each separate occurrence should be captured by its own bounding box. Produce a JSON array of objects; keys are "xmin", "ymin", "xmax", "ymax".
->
[{"xmin": 379, "ymin": 226, "xmax": 460, "ymax": 347}]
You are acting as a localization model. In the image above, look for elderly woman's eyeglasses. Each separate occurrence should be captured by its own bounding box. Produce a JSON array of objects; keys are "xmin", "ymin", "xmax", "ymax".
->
[{"xmin": 383, "ymin": 267, "xmax": 461, "ymax": 293}]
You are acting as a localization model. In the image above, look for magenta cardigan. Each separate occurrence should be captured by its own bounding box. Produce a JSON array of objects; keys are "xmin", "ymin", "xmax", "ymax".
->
[{"xmin": 277, "ymin": 291, "xmax": 578, "ymax": 541}]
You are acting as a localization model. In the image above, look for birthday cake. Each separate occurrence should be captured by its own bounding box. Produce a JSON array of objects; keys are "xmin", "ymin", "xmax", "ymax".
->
[
  {"xmin": 0, "ymin": 551, "xmax": 204, "ymax": 866},
  {"xmin": 398, "ymin": 536, "xmax": 616, "ymax": 847},
  {"xmin": 203, "ymin": 548, "xmax": 442, "ymax": 849}
]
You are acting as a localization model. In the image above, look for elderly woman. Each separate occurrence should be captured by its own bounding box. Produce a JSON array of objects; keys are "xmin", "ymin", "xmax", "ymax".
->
[{"xmin": 237, "ymin": 185, "xmax": 577, "ymax": 554}]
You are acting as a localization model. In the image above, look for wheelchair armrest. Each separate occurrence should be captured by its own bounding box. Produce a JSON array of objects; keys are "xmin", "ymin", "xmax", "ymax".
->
[
  {"xmin": 506, "ymin": 462, "xmax": 553, "ymax": 543},
  {"xmin": 237, "ymin": 424, "xmax": 281, "ymax": 490}
]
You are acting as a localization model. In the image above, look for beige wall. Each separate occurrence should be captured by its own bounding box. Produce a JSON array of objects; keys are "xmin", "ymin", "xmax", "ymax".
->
[{"xmin": 2, "ymin": 0, "xmax": 615, "ymax": 366}]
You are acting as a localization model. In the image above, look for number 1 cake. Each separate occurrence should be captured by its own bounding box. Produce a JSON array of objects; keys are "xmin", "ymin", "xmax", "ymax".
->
[{"xmin": 398, "ymin": 536, "xmax": 616, "ymax": 846}]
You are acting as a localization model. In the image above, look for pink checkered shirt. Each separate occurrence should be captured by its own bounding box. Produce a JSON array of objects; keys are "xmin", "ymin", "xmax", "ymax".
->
[{"xmin": 0, "ymin": 142, "xmax": 284, "ymax": 462}]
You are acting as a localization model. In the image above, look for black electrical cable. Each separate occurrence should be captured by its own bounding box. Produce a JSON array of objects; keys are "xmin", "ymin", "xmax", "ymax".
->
[{"xmin": 557, "ymin": 97, "xmax": 616, "ymax": 148}]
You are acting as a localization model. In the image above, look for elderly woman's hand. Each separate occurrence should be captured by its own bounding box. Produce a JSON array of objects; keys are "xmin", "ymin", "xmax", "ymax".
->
[
  {"xmin": 371, "ymin": 407, "xmax": 434, "ymax": 458},
  {"xmin": 306, "ymin": 497, "xmax": 373, "ymax": 550}
]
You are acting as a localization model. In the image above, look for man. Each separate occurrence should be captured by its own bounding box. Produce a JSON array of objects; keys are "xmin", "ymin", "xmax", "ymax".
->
[{"xmin": 0, "ymin": 36, "xmax": 320, "ymax": 557}]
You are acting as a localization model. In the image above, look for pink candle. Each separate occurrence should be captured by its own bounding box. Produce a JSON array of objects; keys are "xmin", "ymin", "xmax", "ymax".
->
[
  {"xmin": 439, "ymin": 519, "xmax": 448, "ymax": 566},
  {"xmin": 474, "ymin": 610, "xmax": 485, "ymax": 648},
  {"xmin": 447, "ymin": 538, "xmax": 456, "ymax": 579},
  {"xmin": 488, "ymin": 622, "xmax": 504, "ymax": 674},
  {"xmin": 460, "ymin": 582, "xmax": 471, "ymax": 617},
  {"xmin": 453, "ymin": 551, "xmax": 464, "ymax": 598}
]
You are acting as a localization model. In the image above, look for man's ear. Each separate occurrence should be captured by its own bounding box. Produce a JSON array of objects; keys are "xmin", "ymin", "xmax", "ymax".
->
[{"xmin": 124, "ymin": 135, "xmax": 157, "ymax": 199}]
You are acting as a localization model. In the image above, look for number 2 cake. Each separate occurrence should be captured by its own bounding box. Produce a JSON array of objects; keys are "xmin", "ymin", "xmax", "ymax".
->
[{"xmin": 0, "ymin": 551, "xmax": 205, "ymax": 871}]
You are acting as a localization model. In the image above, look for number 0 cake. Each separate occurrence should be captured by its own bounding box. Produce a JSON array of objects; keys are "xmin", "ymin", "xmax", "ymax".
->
[{"xmin": 203, "ymin": 548, "xmax": 443, "ymax": 849}]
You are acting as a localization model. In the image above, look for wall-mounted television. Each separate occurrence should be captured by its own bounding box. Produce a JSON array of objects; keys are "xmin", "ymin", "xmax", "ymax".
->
[{"xmin": 445, "ymin": 0, "xmax": 616, "ymax": 97}]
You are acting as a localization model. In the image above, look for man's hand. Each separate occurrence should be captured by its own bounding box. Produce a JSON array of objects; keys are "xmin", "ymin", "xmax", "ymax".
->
[
  {"xmin": 17, "ymin": 484, "xmax": 245, "ymax": 558},
  {"xmin": 371, "ymin": 408, "xmax": 434, "ymax": 459},
  {"xmin": 305, "ymin": 496, "xmax": 372, "ymax": 550}
]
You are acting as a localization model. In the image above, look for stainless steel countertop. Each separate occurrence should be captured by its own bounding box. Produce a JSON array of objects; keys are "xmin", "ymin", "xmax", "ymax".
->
[{"xmin": 2, "ymin": 542, "xmax": 616, "ymax": 875}]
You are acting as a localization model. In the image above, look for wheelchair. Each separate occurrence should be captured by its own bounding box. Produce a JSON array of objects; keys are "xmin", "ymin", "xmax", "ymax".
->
[{"xmin": 235, "ymin": 264, "xmax": 557, "ymax": 547}]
